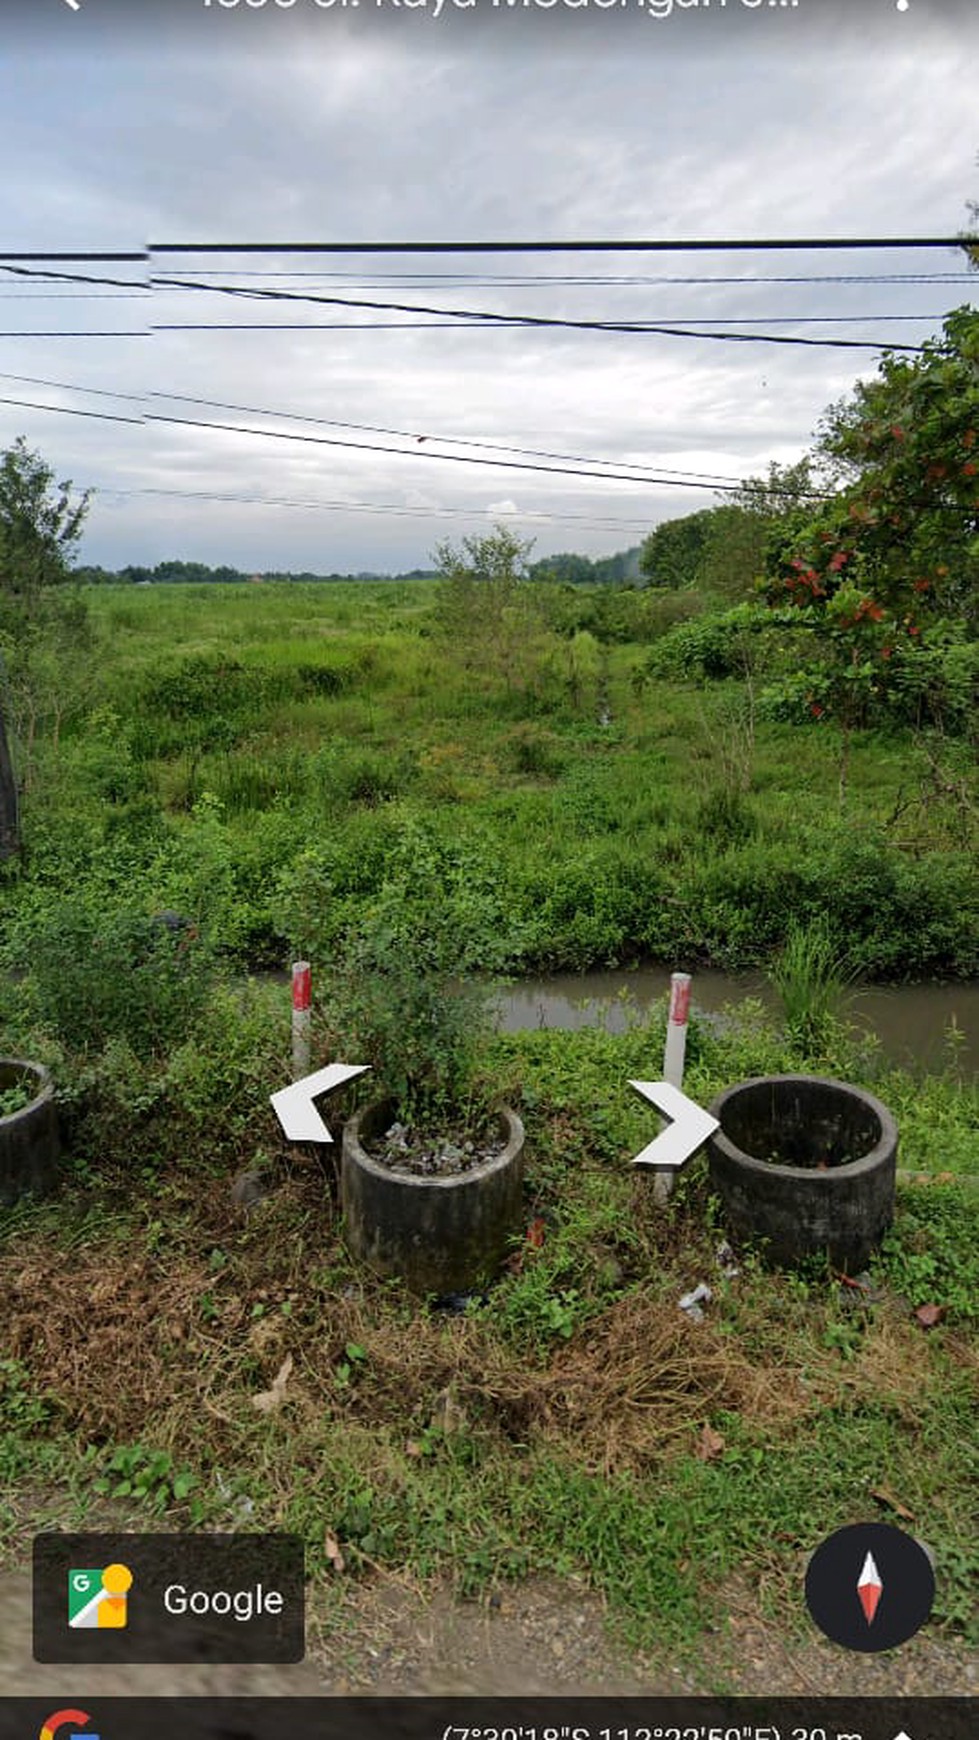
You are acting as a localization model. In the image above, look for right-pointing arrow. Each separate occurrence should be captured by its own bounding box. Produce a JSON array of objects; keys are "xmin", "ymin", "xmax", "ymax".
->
[{"xmin": 628, "ymin": 1079, "xmax": 719, "ymax": 1171}]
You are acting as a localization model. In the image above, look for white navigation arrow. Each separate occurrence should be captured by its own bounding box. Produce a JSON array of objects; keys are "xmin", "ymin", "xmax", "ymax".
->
[
  {"xmin": 628, "ymin": 1079, "xmax": 719, "ymax": 1171},
  {"xmin": 63, "ymin": 1, "xmax": 82, "ymax": 11},
  {"xmin": 270, "ymin": 1062, "xmax": 370, "ymax": 1144}
]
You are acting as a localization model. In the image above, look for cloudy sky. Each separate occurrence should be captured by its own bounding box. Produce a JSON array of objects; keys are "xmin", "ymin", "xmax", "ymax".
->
[{"xmin": 1, "ymin": 0, "xmax": 977, "ymax": 575}]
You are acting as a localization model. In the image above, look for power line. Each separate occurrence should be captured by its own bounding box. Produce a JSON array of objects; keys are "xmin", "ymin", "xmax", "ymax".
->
[
  {"xmin": 0, "ymin": 332, "xmax": 145, "ymax": 339},
  {"xmin": 0, "ymin": 252, "xmax": 146, "ymax": 263},
  {"xmin": 0, "ymin": 392, "xmax": 753, "ymax": 493},
  {"xmin": 0, "ymin": 262, "xmax": 944, "ymax": 349},
  {"xmin": 149, "ymin": 237, "xmax": 974, "ymax": 254},
  {"xmin": 84, "ymin": 483, "xmax": 656, "ymax": 534},
  {"xmin": 152, "ymin": 269, "xmax": 978, "ymax": 286},
  {"xmin": 0, "ymin": 396, "xmax": 142, "ymax": 424},
  {"xmin": 0, "ymin": 370, "xmax": 745, "ymax": 487},
  {"xmin": 152, "ymin": 274, "xmax": 928, "ymax": 350},
  {"xmin": 148, "ymin": 324, "xmax": 928, "ymax": 349},
  {"xmin": 7, "ymin": 393, "xmax": 966, "ymax": 520},
  {"xmin": 0, "ymin": 265, "xmax": 149, "ymax": 292},
  {"xmin": 142, "ymin": 410, "xmax": 810, "ymax": 494}
]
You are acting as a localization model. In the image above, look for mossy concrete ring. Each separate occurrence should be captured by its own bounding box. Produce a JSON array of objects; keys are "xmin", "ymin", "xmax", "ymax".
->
[
  {"xmin": 0, "ymin": 1059, "xmax": 60, "ymax": 1206},
  {"xmin": 707, "ymin": 1074, "xmax": 897, "ymax": 1272},
  {"xmin": 341, "ymin": 1100, "xmax": 525, "ymax": 1294}
]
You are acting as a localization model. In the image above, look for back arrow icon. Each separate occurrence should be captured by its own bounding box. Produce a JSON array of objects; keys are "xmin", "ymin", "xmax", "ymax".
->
[
  {"xmin": 63, "ymin": 1, "xmax": 81, "ymax": 11},
  {"xmin": 270, "ymin": 1062, "xmax": 370, "ymax": 1144}
]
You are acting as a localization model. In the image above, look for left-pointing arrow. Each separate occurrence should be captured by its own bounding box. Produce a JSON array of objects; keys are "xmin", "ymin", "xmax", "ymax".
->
[
  {"xmin": 628, "ymin": 1079, "xmax": 719, "ymax": 1171},
  {"xmin": 270, "ymin": 1062, "xmax": 371, "ymax": 1144},
  {"xmin": 63, "ymin": 1, "xmax": 82, "ymax": 12}
]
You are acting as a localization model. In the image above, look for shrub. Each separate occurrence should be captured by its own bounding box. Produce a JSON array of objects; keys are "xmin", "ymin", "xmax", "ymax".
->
[
  {"xmin": 329, "ymin": 824, "xmax": 505, "ymax": 1124},
  {"xmin": 694, "ymin": 786, "xmax": 757, "ymax": 848},
  {"xmin": 7, "ymin": 893, "xmax": 215, "ymax": 1059}
]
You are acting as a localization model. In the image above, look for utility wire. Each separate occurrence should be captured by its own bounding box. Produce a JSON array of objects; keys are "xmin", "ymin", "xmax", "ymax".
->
[
  {"xmin": 0, "ymin": 371, "xmax": 745, "ymax": 487},
  {"xmin": 152, "ymin": 275, "xmax": 928, "ymax": 350},
  {"xmin": 0, "ymin": 396, "xmax": 142, "ymax": 424},
  {"xmin": 0, "ymin": 264, "xmax": 943, "ymax": 348},
  {"xmin": 11, "ymin": 396, "xmax": 964, "ymax": 520},
  {"xmin": 0, "ymin": 332, "xmax": 145, "ymax": 339},
  {"xmin": 0, "ymin": 392, "xmax": 765, "ymax": 493},
  {"xmin": 155, "ymin": 269, "xmax": 978, "ymax": 286},
  {"xmin": 84, "ymin": 483, "xmax": 656, "ymax": 534},
  {"xmin": 148, "ymin": 237, "xmax": 974, "ymax": 254},
  {"xmin": 0, "ymin": 252, "xmax": 146, "ymax": 263},
  {"xmin": 0, "ymin": 321, "xmax": 934, "ymax": 346}
]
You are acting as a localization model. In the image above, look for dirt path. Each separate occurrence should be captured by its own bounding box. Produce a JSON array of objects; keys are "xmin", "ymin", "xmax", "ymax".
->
[{"xmin": 3, "ymin": 1567, "xmax": 976, "ymax": 1700}]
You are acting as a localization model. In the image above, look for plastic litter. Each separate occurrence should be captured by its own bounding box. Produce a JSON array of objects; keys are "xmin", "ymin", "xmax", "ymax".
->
[
  {"xmin": 678, "ymin": 1281, "xmax": 713, "ymax": 1323},
  {"xmin": 715, "ymin": 1240, "xmax": 740, "ymax": 1278}
]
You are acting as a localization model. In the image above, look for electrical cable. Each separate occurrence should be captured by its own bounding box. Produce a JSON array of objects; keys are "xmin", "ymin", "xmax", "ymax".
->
[
  {"xmin": 84, "ymin": 483, "xmax": 657, "ymax": 534},
  {"xmin": 148, "ymin": 237, "xmax": 974, "ymax": 254},
  {"xmin": 0, "ymin": 392, "xmax": 788, "ymax": 495},
  {"xmin": 152, "ymin": 275, "xmax": 929, "ymax": 350},
  {"xmin": 0, "ymin": 371, "xmax": 745, "ymax": 487},
  {"xmin": 0, "ymin": 263, "xmax": 944, "ymax": 349}
]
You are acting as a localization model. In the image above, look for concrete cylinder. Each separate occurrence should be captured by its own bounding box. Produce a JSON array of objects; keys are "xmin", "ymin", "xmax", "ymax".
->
[
  {"xmin": 341, "ymin": 1100, "xmax": 525, "ymax": 1295},
  {"xmin": 0, "ymin": 1059, "xmax": 59, "ymax": 1206},
  {"xmin": 707, "ymin": 1074, "xmax": 897, "ymax": 1271}
]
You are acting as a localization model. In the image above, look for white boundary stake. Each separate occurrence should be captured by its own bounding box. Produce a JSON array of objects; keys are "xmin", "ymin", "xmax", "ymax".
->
[
  {"xmin": 292, "ymin": 960, "xmax": 312, "ymax": 1081},
  {"xmin": 656, "ymin": 972, "xmax": 692, "ymax": 1203}
]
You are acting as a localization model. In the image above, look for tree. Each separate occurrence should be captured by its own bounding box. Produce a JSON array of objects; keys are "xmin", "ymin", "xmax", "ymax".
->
[
  {"xmin": 760, "ymin": 307, "xmax": 979, "ymax": 793},
  {"xmin": 697, "ymin": 458, "xmax": 828, "ymax": 602},
  {"xmin": 769, "ymin": 308, "xmax": 979, "ymax": 628},
  {"xmin": 529, "ymin": 551, "xmax": 596, "ymax": 586},
  {"xmin": 638, "ymin": 508, "xmax": 715, "ymax": 589},
  {"xmin": 434, "ymin": 525, "xmax": 546, "ymax": 696},
  {"xmin": 0, "ymin": 437, "xmax": 92, "ymax": 859},
  {"xmin": 0, "ymin": 436, "xmax": 90, "ymax": 608}
]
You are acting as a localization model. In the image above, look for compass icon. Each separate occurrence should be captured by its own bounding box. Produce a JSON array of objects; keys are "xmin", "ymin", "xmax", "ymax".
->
[{"xmin": 805, "ymin": 1522, "xmax": 935, "ymax": 1651}]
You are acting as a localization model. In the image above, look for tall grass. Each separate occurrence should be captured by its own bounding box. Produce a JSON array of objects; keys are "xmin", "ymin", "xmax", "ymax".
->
[{"xmin": 769, "ymin": 917, "xmax": 856, "ymax": 1052}]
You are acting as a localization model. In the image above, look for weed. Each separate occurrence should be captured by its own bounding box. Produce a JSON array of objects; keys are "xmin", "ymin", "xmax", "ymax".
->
[
  {"xmin": 91, "ymin": 1445, "xmax": 202, "ymax": 1520},
  {"xmin": 768, "ymin": 916, "xmax": 856, "ymax": 1052},
  {"xmin": 334, "ymin": 1342, "xmax": 368, "ymax": 1389},
  {"xmin": 0, "ymin": 1079, "xmax": 32, "ymax": 1116}
]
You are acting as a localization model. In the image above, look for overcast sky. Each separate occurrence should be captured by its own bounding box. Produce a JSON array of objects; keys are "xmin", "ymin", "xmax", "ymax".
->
[{"xmin": 1, "ymin": 0, "xmax": 977, "ymax": 575}]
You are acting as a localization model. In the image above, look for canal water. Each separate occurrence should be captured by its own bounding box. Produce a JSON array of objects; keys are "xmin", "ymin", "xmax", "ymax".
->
[{"xmin": 493, "ymin": 966, "xmax": 978, "ymax": 1079}]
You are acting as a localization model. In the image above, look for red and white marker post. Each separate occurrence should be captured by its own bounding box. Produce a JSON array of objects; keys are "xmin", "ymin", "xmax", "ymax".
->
[
  {"xmin": 656, "ymin": 972, "xmax": 692, "ymax": 1202},
  {"xmin": 663, "ymin": 971, "xmax": 692, "ymax": 1089},
  {"xmin": 292, "ymin": 960, "xmax": 312, "ymax": 1081}
]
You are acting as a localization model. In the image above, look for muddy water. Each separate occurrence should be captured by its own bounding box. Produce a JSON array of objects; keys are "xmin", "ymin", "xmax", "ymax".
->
[{"xmin": 494, "ymin": 966, "xmax": 979, "ymax": 1078}]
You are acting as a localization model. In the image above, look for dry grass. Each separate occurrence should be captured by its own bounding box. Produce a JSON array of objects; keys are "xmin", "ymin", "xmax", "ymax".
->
[{"xmin": 3, "ymin": 1166, "xmax": 975, "ymax": 1492}]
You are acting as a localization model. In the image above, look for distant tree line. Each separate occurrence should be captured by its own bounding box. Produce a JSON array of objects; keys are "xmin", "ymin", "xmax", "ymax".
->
[
  {"xmin": 528, "ymin": 547, "xmax": 641, "ymax": 586},
  {"xmin": 74, "ymin": 559, "xmax": 399, "ymax": 585},
  {"xmin": 75, "ymin": 551, "xmax": 646, "ymax": 588}
]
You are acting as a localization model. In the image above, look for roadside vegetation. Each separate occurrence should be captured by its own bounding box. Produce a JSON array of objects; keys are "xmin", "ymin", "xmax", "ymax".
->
[{"xmin": 0, "ymin": 309, "xmax": 977, "ymax": 1668}]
